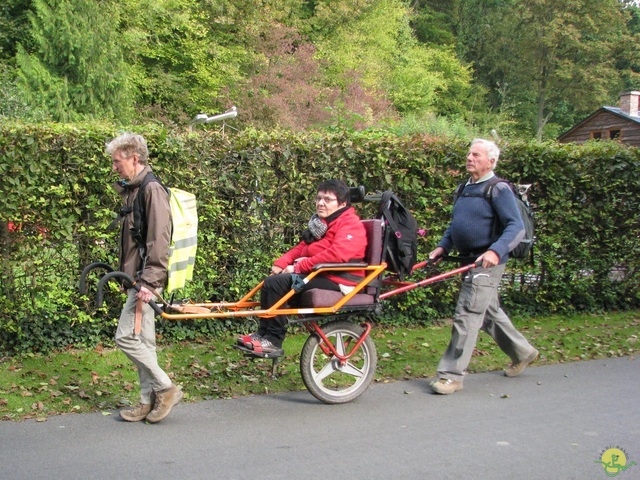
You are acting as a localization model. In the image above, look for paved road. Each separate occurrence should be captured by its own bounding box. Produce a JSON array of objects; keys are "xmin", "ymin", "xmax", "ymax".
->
[{"xmin": 1, "ymin": 357, "xmax": 638, "ymax": 480}]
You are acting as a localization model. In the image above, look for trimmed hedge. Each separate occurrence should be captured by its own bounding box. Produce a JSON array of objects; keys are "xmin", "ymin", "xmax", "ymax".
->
[{"xmin": 1, "ymin": 122, "xmax": 639, "ymax": 353}]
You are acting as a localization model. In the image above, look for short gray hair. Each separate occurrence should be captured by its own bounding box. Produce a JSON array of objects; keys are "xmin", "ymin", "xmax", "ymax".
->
[
  {"xmin": 471, "ymin": 138, "xmax": 500, "ymax": 166},
  {"xmin": 105, "ymin": 132, "xmax": 149, "ymax": 165}
]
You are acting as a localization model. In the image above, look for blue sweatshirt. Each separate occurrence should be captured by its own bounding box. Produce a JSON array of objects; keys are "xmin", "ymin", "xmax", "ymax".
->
[{"xmin": 438, "ymin": 173, "xmax": 525, "ymax": 264}]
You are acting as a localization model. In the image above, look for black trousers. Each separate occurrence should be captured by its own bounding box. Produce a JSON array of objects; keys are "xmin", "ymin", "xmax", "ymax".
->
[{"xmin": 259, "ymin": 274, "xmax": 340, "ymax": 347}]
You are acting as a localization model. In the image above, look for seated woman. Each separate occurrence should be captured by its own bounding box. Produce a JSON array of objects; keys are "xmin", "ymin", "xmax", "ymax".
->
[{"xmin": 238, "ymin": 179, "xmax": 368, "ymax": 355}]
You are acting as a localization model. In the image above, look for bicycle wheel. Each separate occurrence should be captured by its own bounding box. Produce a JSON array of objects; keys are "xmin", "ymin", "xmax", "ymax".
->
[{"xmin": 300, "ymin": 320, "xmax": 377, "ymax": 404}]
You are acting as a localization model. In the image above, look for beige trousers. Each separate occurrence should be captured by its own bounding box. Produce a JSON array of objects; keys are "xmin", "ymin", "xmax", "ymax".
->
[{"xmin": 115, "ymin": 288, "xmax": 172, "ymax": 404}]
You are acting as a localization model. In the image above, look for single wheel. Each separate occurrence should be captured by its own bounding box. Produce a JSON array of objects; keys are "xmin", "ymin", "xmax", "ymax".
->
[{"xmin": 300, "ymin": 320, "xmax": 377, "ymax": 404}]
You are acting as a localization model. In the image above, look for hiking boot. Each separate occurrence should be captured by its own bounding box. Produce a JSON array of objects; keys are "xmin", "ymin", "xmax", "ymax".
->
[
  {"xmin": 431, "ymin": 378, "xmax": 463, "ymax": 395},
  {"xmin": 120, "ymin": 402, "xmax": 153, "ymax": 422},
  {"xmin": 146, "ymin": 385, "xmax": 183, "ymax": 424},
  {"xmin": 237, "ymin": 332, "xmax": 261, "ymax": 346},
  {"xmin": 505, "ymin": 349, "xmax": 539, "ymax": 377}
]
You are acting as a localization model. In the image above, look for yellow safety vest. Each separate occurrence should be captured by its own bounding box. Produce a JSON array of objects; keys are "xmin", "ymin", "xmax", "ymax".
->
[{"xmin": 166, "ymin": 188, "xmax": 198, "ymax": 293}]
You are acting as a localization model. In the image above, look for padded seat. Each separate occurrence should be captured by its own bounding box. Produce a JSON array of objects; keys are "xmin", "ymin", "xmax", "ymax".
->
[
  {"xmin": 298, "ymin": 288, "xmax": 376, "ymax": 307},
  {"xmin": 297, "ymin": 218, "xmax": 383, "ymax": 308}
]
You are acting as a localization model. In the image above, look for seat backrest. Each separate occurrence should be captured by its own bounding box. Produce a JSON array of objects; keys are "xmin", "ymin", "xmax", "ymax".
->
[
  {"xmin": 362, "ymin": 218, "xmax": 383, "ymax": 265},
  {"xmin": 361, "ymin": 218, "xmax": 383, "ymax": 295}
]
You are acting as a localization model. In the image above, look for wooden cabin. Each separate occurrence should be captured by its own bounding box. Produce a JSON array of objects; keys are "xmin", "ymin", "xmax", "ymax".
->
[{"xmin": 558, "ymin": 91, "xmax": 640, "ymax": 147}]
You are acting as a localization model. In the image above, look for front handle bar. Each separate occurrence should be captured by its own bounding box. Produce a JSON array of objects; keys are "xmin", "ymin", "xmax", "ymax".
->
[
  {"xmin": 96, "ymin": 271, "xmax": 164, "ymax": 316},
  {"xmin": 79, "ymin": 262, "xmax": 114, "ymax": 295}
]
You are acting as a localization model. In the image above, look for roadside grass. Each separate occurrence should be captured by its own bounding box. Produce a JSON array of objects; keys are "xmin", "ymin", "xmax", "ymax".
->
[{"xmin": 1, "ymin": 310, "xmax": 638, "ymax": 422}]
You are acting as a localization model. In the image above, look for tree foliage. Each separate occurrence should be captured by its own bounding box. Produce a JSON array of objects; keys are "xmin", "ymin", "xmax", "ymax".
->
[
  {"xmin": 117, "ymin": 0, "xmax": 247, "ymax": 120},
  {"xmin": 456, "ymin": 0, "xmax": 633, "ymax": 139},
  {"xmin": 229, "ymin": 24, "xmax": 398, "ymax": 131},
  {"xmin": 0, "ymin": 0, "xmax": 33, "ymax": 62},
  {"xmin": 0, "ymin": 0, "xmax": 638, "ymax": 137},
  {"xmin": 616, "ymin": 0, "xmax": 640, "ymax": 90},
  {"xmin": 15, "ymin": 0, "xmax": 135, "ymax": 122}
]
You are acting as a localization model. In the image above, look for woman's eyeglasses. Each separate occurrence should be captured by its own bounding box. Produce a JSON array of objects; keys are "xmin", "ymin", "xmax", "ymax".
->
[{"xmin": 316, "ymin": 195, "xmax": 338, "ymax": 204}]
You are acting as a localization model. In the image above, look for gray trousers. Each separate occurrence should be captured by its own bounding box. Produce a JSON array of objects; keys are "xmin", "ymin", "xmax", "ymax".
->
[
  {"xmin": 437, "ymin": 263, "xmax": 535, "ymax": 382},
  {"xmin": 115, "ymin": 289, "xmax": 172, "ymax": 404}
]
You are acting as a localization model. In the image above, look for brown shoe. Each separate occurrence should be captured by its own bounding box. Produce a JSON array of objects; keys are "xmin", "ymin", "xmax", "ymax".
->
[
  {"xmin": 120, "ymin": 402, "xmax": 153, "ymax": 422},
  {"xmin": 505, "ymin": 349, "xmax": 539, "ymax": 377},
  {"xmin": 431, "ymin": 378, "xmax": 463, "ymax": 395},
  {"xmin": 146, "ymin": 385, "xmax": 183, "ymax": 424}
]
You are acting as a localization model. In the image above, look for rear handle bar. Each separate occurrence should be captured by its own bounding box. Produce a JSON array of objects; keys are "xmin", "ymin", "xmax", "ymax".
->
[{"xmin": 379, "ymin": 259, "xmax": 481, "ymax": 300}]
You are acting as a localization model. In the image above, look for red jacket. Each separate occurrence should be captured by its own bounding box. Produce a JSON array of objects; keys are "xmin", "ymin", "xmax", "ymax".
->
[{"xmin": 274, "ymin": 207, "xmax": 367, "ymax": 285}]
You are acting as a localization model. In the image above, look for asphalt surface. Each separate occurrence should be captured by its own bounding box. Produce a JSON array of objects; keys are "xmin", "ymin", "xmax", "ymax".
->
[{"xmin": 1, "ymin": 356, "xmax": 638, "ymax": 480}]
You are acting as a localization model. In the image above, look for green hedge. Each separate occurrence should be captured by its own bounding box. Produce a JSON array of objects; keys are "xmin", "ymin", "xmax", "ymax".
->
[{"xmin": 1, "ymin": 122, "xmax": 639, "ymax": 353}]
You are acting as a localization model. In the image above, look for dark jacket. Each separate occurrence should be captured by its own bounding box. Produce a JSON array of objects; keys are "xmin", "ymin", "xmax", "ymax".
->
[
  {"xmin": 113, "ymin": 165, "xmax": 171, "ymax": 289},
  {"xmin": 274, "ymin": 206, "xmax": 367, "ymax": 285}
]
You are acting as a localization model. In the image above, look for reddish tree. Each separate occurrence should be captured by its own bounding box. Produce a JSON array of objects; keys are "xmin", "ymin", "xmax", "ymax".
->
[{"xmin": 231, "ymin": 25, "xmax": 397, "ymax": 131}]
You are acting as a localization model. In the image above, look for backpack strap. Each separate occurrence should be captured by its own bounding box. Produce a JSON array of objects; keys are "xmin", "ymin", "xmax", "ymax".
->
[
  {"xmin": 453, "ymin": 182, "xmax": 465, "ymax": 203},
  {"xmin": 454, "ymin": 176, "xmax": 503, "ymax": 204},
  {"xmin": 482, "ymin": 176, "xmax": 506, "ymax": 204},
  {"xmin": 132, "ymin": 173, "xmax": 160, "ymax": 250},
  {"xmin": 377, "ymin": 191, "xmax": 397, "ymax": 273},
  {"xmin": 378, "ymin": 191, "xmax": 400, "ymax": 237}
]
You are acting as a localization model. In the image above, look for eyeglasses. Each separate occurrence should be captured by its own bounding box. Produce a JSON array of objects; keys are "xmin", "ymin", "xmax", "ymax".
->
[{"xmin": 316, "ymin": 195, "xmax": 338, "ymax": 204}]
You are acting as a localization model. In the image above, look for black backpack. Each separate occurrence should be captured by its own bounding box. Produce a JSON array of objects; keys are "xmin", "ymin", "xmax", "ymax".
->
[
  {"xmin": 455, "ymin": 177, "xmax": 535, "ymax": 262},
  {"xmin": 377, "ymin": 191, "xmax": 419, "ymax": 280}
]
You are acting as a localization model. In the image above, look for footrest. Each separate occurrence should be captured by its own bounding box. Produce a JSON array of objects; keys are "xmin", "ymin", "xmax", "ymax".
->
[{"xmin": 234, "ymin": 344, "xmax": 284, "ymax": 359}]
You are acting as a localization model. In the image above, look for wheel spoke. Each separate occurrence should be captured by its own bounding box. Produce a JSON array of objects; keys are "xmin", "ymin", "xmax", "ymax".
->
[
  {"xmin": 334, "ymin": 332, "xmax": 347, "ymax": 356},
  {"xmin": 338, "ymin": 361, "xmax": 365, "ymax": 378},
  {"xmin": 314, "ymin": 359, "xmax": 338, "ymax": 382}
]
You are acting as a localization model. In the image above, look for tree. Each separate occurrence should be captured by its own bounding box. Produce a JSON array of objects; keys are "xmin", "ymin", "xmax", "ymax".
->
[
  {"xmin": 311, "ymin": 0, "xmax": 477, "ymax": 119},
  {"xmin": 15, "ymin": 0, "xmax": 135, "ymax": 122},
  {"xmin": 616, "ymin": 0, "xmax": 640, "ymax": 90},
  {"xmin": 116, "ymin": 0, "xmax": 250, "ymax": 122},
  {"xmin": 0, "ymin": 64, "xmax": 47, "ymax": 121},
  {"xmin": 229, "ymin": 25, "xmax": 335, "ymax": 130},
  {"xmin": 217, "ymin": 0, "xmax": 400, "ymax": 130},
  {"xmin": 228, "ymin": 24, "xmax": 397, "ymax": 131},
  {"xmin": 457, "ymin": 0, "xmax": 631, "ymax": 140},
  {"xmin": 0, "ymin": 0, "xmax": 33, "ymax": 62},
  {"xmin": 408, "ymin": 0, "xmax": 458, "ymax": 46}
]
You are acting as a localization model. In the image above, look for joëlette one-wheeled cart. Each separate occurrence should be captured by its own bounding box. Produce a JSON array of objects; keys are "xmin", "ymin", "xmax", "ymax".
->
[{"xmin": 80, "ymin": 188, "xmax": 478, "ymax": 405}]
